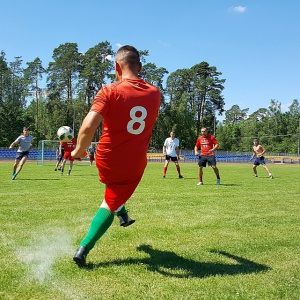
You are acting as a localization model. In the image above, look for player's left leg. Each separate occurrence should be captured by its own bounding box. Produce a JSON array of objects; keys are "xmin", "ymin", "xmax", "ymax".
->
[
  {"xmin": 68, "ymin": 160, "xmax": 74, "ymax": 175},
  {"xmin": 73, "ymin": 180, "xmax": 140, "ymax": 267},
  {"xmin": 174, "ymin": 159, "xmax": 183, "ymax": 178},
  {"xmin": 262, "ymin": 164, "xmax": 273, "ymax": 178},
  {"xmin": 212, "ymin": 165, "xmax": 220, "ymax": 185},
  {"xmin": 73, "ymin": 200, "xmax": 114, "ymax": 267},
  {"xmin": 60, "ymin": 159, "xmax": 67, "ymax": 175},
  {"xmin": 209, "ymin": 156, "xmax": 220, "ymax": 184}
]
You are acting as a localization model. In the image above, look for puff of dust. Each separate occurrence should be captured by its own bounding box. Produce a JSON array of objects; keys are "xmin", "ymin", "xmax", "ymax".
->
[{"xmin": 17, "ymin": 228, "xmax": 74, "ymax": 283}]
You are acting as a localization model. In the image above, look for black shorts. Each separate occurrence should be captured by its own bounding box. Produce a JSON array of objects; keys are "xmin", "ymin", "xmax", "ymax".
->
[
  {"xmin": 198, "ymin": 155, "xmax": 217, "ymax": 167},
  {"xmin": 165, "ymin": 155, "xmax": 178, "ymax": 162},
  {"xmin": 16, "ymin": 151, "xmax": 29, "ymax": 160}
]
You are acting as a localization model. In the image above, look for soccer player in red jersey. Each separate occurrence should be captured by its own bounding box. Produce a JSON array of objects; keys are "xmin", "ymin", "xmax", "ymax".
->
[
  {"xmin": 194, "ymin": 127, "xmax": 221, "ymax": 185},
  {"xmin": 60, "ymin": 137, "xmax": 77, "ymax": 176},
  {"xmin": 71, "ymin": 45, "xmax": 161, "ymax": 267}
]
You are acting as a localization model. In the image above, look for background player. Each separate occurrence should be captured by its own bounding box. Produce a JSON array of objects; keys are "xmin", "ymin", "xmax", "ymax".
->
[
  {"xmin": 162, "ymin": 131, "xmax": 183, "ymax": 178},
  {"xmin": 87, "ymin": 143, "xmax": 96, "ymax": 166},
  {"xmin": 250, "ymin": 138, "xmax": 273, "ymax": 178},
  {"xmin": 60, "ymin": 137, "xmax": 77, "ymax": 176},
  {"xmin": 194, "ymin": 127, "xmax": 221, "ymax": 185},
  {"xmin": 54, "ymin": 143, "xmax": 64, "ymax": 171},
  {"xmin": 71, "ymin": 45, "xmax": 161, "ymax": 267},
  {"xmin": 9, "ymin": 127, "xmax": 33, "ymax": 180}
]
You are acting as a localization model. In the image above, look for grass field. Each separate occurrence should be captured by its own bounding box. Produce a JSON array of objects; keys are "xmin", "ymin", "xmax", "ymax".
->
[{"xmin": 0, "ymin": 161, "xmax": 299, "ymax": 299}]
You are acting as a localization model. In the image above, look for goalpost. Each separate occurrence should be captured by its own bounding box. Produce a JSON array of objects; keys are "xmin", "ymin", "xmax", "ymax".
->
[
  {"xmin": 37, "ymin": 140, "xmax": 99, "ymax": 165},
  {"xmin": 37, "ymin": 140, "xmax": 60, "ymax": 165}
]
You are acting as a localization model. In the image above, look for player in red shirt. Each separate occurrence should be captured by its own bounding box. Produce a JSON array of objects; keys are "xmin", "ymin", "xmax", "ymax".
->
[
  {"xmin": 60, "ymin": 137, "xmax": 77, "ymax": 176},
  {"xmin": 71, "ymin": 45, "xmax": 161, "ymax": 267},
  {"xmin": 194, "ymin": 127, "xmax": 221, "ymax": 185}
]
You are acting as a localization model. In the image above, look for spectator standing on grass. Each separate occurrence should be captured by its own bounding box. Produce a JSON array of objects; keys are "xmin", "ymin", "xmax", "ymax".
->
[
  {"xmin": 162, "ymin": 131, "xmax": 183, "ymax": 179},
  {"xmin": 9, "ymin": 127, "xmax": 33, "ymax": 180},
  {"xmin": 194, "ymin": 127, "xmax": 221, "ymax": 185},
  {"xmin": 71, "ymin": 45, "xmax": 161, "ymax": 267},
  {"xmin": 250, "ymin": 138, "xmax": 273, "ymax": 178}
]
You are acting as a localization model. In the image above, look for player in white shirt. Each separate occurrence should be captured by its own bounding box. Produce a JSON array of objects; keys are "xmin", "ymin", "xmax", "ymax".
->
[
  {"xmin": 162, "ymin": 131, "xmax": 183, "ymax": 179},
  {"xmin": 9, "ymin": 127, "xmax": 33, "ymax": 180}
]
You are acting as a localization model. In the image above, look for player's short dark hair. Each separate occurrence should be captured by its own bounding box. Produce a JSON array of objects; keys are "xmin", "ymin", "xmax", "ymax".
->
[
  {"xmin": 116, "ymin": 45, "xmax": 140, "ymax": 67},
  {"xmin": 23, "ymin": 127, "xmax": 29, "ymax": 131}
]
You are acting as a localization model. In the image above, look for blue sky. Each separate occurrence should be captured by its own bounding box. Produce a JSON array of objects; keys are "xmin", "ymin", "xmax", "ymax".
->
[{"xmin": 1, "ymin": 0, "xmax": 299, "ymax": 121}]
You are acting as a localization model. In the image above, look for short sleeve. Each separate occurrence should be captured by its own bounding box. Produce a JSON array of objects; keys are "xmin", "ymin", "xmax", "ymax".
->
[{"xmin": 90, "ymin": 86, "xmax": 110, "ymax": 117}]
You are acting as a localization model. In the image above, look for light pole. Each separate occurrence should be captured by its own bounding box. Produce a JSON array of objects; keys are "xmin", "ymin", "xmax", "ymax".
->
[{"xmin": 297, "ymin": 119, "xmax": 300, "ymax": 156}]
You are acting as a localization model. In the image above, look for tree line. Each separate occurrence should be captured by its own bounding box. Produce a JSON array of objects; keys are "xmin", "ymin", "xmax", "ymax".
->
[{"xmin": 0, "ymin": 41, "xmax": 299, "ymax": 154}]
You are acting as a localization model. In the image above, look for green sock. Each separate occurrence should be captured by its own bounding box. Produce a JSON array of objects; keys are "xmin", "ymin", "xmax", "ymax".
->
[
  {"xmin": 115, "ymin": 205, "xmax": 126, "ymax": 216},
  {"xmin": 80, "ymin": 207, "xmax": 114, "ymax": 253}
]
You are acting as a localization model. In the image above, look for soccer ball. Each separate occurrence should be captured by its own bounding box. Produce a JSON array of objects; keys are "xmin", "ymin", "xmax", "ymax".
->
[{"xmin": 57, "ymin": 126, "xmax": 74, "ymax": 142}]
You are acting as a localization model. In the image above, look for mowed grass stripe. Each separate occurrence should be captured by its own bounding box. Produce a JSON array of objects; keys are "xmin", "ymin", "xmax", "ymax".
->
[{"xmin": 0, "ymin": 162, "xmax": 299, "ymax": 299}]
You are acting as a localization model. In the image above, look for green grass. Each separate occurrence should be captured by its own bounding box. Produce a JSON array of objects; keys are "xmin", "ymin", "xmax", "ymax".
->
[{"xmin": 0, "ymin": 161, "xmax": 299, "ymax": 299}]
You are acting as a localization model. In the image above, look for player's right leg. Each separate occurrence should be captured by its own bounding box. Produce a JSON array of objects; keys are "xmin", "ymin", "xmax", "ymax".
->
[
  {"xmin": 252, "ymin": 165, "xmax": 258, "ymax": 177},
  {"xmin": 163, "ymin": 159, "xmax": 169, "ymax": 178}
]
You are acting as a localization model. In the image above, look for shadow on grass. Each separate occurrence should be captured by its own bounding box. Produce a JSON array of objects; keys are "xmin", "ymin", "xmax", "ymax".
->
[
  {"xmin": 14, "ymin": 178, "xmax": 61, "ymax": 181},
  {"xmin": 85, "ymin": 244, "xmax": 271, "ymax": 278}
]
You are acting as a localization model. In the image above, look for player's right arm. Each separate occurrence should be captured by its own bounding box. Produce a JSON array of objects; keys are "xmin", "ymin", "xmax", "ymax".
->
[
  {"xmin": 72, "ymin": 111, "xmax": 103, "ymax": 158},
  {"xmin": 9, "ymin": 137, "xmax": 19, "ymax": 149}
]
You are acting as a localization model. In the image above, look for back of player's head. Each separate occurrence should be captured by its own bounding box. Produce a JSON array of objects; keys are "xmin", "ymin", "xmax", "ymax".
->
[{"xmin": 116, "ymin": 45, "xmax": 140, "ymax": 68}]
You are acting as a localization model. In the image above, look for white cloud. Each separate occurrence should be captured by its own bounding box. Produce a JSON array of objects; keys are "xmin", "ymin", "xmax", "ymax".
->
[
  {"xmin": 116, "ymin": 43, "xmax": 123, "ymax": 48},
  {"xmin": 228, "ymin": 6, "xmax": 247, "ymax": 13},
  {"xmin": 281, "ymin": 103, "xmax": 291, "ymax": 112},
  {"xmin": 105, "ymin": 54, "xmax": 113, "ymax": 61}
]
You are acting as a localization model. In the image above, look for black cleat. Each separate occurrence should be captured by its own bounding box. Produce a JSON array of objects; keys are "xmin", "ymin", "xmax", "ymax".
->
[
  {"xmin": 73, "ymin": 246, "xmax": 87, "ymax": 267},
  {"xmin": 179, "ymin": 175, "xmax": 184, "ymax": 179},
  {"xmin": 118, "ymin": 212, "xmax": 135, "ymax": 227}
]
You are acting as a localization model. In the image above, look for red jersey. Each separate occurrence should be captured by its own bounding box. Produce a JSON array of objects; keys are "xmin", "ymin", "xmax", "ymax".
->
[
  {"xmin": 195, "ymin": 134, "xmax": 218, "ymax": 156},
  {"xmin": 61, "ymin": 137, "xmax": 76, "ymax": 152},
  {"xmin": 91, "ymin": 78, "xmax": 161, "ymax": 184}
]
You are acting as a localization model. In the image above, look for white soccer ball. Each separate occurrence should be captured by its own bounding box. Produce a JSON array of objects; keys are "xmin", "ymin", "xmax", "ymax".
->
[{"xmin": 57, "ymin": 126, "xmax": 74, "ymax": 142}]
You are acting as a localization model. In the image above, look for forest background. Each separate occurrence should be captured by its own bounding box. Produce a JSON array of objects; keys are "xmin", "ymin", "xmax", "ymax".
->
[{"xmin": 1, "ymin": 41, "xmax": 299, "ymax": 154}]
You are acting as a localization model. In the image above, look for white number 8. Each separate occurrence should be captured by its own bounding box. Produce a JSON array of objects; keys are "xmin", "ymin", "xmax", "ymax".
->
[{"xmin": 127, "ymin": 106, "xmax": 147, "ymax": 135}]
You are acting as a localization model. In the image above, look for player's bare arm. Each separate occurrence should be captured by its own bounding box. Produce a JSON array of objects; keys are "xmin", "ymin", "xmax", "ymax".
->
[
  {"xmin": 72, "ymin": 111, "xmax": 103, "ymax": 158},
  {"xmin": 176, "ymin": 146, "xmax": 180, "ymax": 160},
  {"xmin": 209, "ymin": 143, "xmax": 219, "ymax": 153},
  {"xmin": 163, "ymin": 145, "xmax": 166, "ymax": 155}
]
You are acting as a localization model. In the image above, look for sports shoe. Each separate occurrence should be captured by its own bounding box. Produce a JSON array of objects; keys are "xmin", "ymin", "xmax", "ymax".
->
[
  {"xmin": 54, "ymin": 168, "xmax": 57, "ymax": 171},
  {"xmin": 254, "ymin": 174, "xmax": 258, "ymax": 177},
  {"xmin": 216, "ymin": 179, "xmax": 220, "ymax": 185},
  {"xmin": 179, "ymin": 175, "xmax": 184, "ymax": 179},
  {"xmin": 73, "ymin": 246, "xmax": 87, "ymax": 267},
  {"xmin": 118, "ymin": 212, "xmax": 135, "ymax": 227},
  {"xmin": 269, "ymin": 174, "xmax": 273, "ymax": 179},
  {"xmin": 197, "ymin": 182, "xmax": 203, "ymax": 185},
  {"xmin": 162, "ymin": 175, "xmax": 166, "ymax": 178},
  {"xmin": 12, "ymin": 173, "xmax": 17, "ymax": 180}
]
